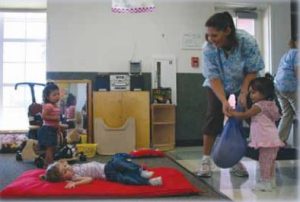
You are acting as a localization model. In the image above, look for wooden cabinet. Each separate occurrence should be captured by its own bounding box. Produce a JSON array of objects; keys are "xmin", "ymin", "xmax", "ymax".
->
[
  {"xmin": 151, "ymin": 104, "xmax": 175, "ymax": 151},
  {"xmin": 93, "ymin": 91, "xmax": 150, "ymax": 148}
]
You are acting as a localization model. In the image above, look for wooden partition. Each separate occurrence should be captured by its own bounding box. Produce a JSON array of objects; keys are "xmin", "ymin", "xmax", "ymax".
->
[{"xmin": 93, "ymin": 91, "xmax": 150, "ymax": 148}]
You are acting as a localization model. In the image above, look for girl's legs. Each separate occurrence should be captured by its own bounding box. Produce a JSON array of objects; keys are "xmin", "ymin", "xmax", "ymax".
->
[
  {"xmin": 105, "ymin": 155, "xmax": 155, "ymax": 185},
  {"xmin": 255, "ymin": 147, "xmax": 279, "ymax": 191},
  {"xmin": 44, "ymin": 146, "xmax": 55, "ymax": 168},
  {"xmin": 271, "ymin": 160, "xmax": 277, "ymax": 188}
]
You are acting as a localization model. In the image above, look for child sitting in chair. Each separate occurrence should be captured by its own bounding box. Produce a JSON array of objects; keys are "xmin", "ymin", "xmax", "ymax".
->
[{"xmin": 40, "ymin": 153, "xmax": 162, "ymax": 188}]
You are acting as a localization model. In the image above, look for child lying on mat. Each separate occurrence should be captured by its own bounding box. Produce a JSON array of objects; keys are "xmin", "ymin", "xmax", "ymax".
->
[{"xmin": 40, "ymin": 153, "xmax": 162, "ymax": 189}]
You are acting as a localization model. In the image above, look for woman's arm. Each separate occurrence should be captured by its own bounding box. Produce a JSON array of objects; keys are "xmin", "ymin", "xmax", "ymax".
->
[
  {"xmin": 210, "ymin": 78, "xmax": 231, "ymax": 116},
  {"xmin": 238, "ymin": 72, "xmax": 257, "ymax": 108},
  {"xmin": 65, "ymin": 176, "xmax": 93, "ymax": 189},
  {"xmin": 228, "ymin": 105, "xmax": 261, "ymax": 120}
]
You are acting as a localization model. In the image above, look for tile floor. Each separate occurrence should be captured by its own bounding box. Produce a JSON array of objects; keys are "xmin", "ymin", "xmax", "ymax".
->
[{"xmin": 168, "ymin": 146, "xmax": 299, "ymax": 202}]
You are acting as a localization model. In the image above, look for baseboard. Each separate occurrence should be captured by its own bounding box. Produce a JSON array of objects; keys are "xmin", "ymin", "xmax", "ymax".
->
[
  {"xmin": 246, "ymin": 147, "xmax": 298, "ymax": 160},
  {"xmin": 176, "ymin": 139, "xmax": 202, "ymax": 147}
]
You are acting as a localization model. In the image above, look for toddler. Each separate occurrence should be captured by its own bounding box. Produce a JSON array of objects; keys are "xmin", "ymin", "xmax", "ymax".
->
[
  {"xmin": 40, "ymin": 153, "xmax": 163, "ymax": 188},
  {"xmin": 38, "ymin": 82, "xmax": 61, "ymax": 168},
  {"xmin": 228, "ymin": 74, "xmax": 284, "ymax": 191}
]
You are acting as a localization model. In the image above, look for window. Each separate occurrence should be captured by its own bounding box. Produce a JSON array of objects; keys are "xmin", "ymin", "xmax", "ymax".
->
[
  {"xmin": 0, "ymin": 12, "xmax": 46, "ymax": 131},
  {"xmin": 215, "ymin": 8, "xmax": 259, "ymax": 39},
  {"xmin": 235, "ymin": 17, "xmax": 255, "ymax": 36},
  {"xmin": 215, "ymin": 7, "xmax": 270, "ymax": 73}
]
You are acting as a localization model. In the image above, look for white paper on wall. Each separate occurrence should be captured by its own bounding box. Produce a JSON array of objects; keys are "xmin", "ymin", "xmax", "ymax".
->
[
  {"xmin": 112, "ymin": 0, "xmax": 155, "ymax": 13},
  {"xmin": 181, "ymin": 33, "xmax": 203, "ymax": 50}
]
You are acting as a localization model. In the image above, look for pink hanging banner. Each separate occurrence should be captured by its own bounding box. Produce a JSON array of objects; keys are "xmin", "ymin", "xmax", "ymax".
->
[{"xmin": 112, "ymin": 0, "xmax": 155, "ymax": 13}]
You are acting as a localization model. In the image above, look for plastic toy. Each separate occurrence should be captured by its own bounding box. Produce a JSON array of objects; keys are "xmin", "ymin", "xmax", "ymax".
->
[{"xmin": 15, "ymin": 82, "xmax": 45, "ymax": 139}]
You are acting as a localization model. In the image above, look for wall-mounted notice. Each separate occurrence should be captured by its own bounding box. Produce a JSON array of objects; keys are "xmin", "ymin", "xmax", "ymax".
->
[{"xmin": 181, "ymin": 33, "xmax": 202, "ymax": 50}]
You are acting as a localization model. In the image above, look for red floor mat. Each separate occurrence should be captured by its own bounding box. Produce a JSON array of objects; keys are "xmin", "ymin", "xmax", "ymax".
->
[{"xmin": 0, "ymin": 167, "xmax": 200, "ymax": 199}]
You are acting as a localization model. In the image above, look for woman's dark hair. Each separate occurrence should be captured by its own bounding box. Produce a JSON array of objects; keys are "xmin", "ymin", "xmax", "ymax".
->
[
  {"xmin": 205, "ymin": 11, "xmax": 238, "ymax": 47},
  {"xmin": 43, "ymin": 82, "xmax": 59, "ymax": 103},
  {"xmin": 40, "ymin": 162, "xmax": 62, "ymax": 182},
  {"xmin": 66, "ymin": 93, "xmax": 76, "ymax": 107},
  {"xmin": 248, "ymin": 73, "xmax": 275, "ymax": 100},
  {"xmin": 289, "ymin": 37, "xmax": 298, "ymax": 49}
]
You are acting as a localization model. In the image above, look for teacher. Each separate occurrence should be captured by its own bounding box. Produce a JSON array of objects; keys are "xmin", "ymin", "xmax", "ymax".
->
[{"xmin": 197, "ymin": 11, "xmax": 264, "ymax": 177}]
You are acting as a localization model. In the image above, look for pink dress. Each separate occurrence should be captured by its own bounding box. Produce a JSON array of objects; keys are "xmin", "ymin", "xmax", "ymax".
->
[
  {"xmin": 43, "ymin": 103, "xmax": 60, "ymax": 127},
  {"xmin": 249, "ymin": 100, "xmax": 285, "ymax": 149}
]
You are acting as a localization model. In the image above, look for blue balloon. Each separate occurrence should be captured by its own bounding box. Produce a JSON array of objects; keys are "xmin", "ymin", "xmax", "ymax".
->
[{"xmin": 212, "ymin": 116, "xmax": 247, "ymax": 168}]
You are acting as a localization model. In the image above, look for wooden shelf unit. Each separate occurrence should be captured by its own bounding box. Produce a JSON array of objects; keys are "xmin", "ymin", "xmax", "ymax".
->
[
  {"xmin": 93, "ymin": 91, "xmax": 150, "ymax": 149},
  {"xmin": 151, "ymin": 104, "xmax": 175, "ymax": 151}
]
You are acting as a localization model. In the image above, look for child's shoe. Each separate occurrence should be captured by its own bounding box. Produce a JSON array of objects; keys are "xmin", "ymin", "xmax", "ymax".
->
[
  {"xmin": 271, "ymin": 177, "xmax": 277, "ymax": 189},
  {"xmin": 149, "ymin": 176, "xmax": 162, "ymax": 186},
  {"xmin": 252, "ymin": 181, "xmax": 272, "ymax": 192},
  {"xmin": 141, "ymin": 170, "xmax": 154, "ymax": 179}
]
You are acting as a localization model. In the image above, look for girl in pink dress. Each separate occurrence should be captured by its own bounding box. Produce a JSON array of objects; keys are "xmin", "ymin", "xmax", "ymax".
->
[
  {"xmin": 229, "ymin": 74, "xmax": 284, "ymax": 192},
  {"xmin": 38, "ymin": 82, "xmax": 61, "ymax": 168},
  {"xmin": 65, "ymin": 93, "xmax": 76, "ymax": 128}
]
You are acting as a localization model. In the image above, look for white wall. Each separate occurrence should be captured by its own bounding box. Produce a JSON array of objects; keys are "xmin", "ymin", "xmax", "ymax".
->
[
  {"xmin": 47, "ymin": 0, "xmax": 213, "ymax": 73},
  {"xmin": 47, "ymin": 0, "xmax": 291, "ymax": 74}
]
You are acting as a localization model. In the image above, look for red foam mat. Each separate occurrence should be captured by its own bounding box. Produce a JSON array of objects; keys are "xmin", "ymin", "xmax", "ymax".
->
[{"xmin": 1, "ymin": 167, "xmax": 200, "ymax": 199}]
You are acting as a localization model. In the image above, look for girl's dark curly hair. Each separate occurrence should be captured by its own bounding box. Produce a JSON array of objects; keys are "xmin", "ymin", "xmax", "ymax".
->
[
  {"xmin": 205, "ymin": 11, "xmax": 238, "ymax": 47},
  {"xmin": 66, "ymin": 93, "xmax": 76, "ymax": 107},
  {"xmin": 249, "ymin": 73, "xmax": 275, "ymax": 101},
  {"xmin": 43, "ymin": 82, "xmax": 59, "ymax": 103}
]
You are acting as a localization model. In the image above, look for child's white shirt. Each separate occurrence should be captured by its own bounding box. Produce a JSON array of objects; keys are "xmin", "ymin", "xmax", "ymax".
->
[{"xmin": 72, "ymin": 161, "xmax": 106, "ymax": 179}]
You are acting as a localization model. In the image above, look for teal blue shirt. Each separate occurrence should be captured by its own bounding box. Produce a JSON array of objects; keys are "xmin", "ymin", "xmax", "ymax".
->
[
  {"xmin": 274, "ymin": 49, "xmax": 299, "ymax": 92},
  {"xmin": 202, "ymin": 29, "xmax": 264, "ymax": 94}
]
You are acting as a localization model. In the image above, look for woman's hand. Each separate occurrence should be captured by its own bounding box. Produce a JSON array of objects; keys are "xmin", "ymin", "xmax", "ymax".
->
[
  {"xmin": 222, "ymin": 100, "xmax": 232, "ymax": 117},
  {"xmin": 65, "ymin": 181, "xmax": 76, "ymax": 189}
]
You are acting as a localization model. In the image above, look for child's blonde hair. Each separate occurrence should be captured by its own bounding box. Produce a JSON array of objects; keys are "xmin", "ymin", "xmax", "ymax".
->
[{"xmin": 40, "ymin": 162, "xmax": 62, "ymax": 182}]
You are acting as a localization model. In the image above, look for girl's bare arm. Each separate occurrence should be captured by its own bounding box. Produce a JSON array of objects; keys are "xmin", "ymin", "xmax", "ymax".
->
[
  {"xmin": 42, "ymin": 109, "xmax": 60, "ymax": 121},
  {"xmin": 65, "ymin": 176, "xmax": 93, "ymax": 189},
  {"xmin": 228, "ymin": 105, "xmax": 261, "ymax": 120}
]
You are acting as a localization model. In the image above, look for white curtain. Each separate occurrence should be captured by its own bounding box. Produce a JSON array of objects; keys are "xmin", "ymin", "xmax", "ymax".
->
[{"xmin": 112, "ymin": 0, "xmax": 155, "ymax": 13}]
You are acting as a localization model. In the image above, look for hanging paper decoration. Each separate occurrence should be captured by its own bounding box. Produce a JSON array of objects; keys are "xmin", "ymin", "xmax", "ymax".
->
[{"xmin": 112, "ymin": 0, "xmax": 155, "ymax": 13}]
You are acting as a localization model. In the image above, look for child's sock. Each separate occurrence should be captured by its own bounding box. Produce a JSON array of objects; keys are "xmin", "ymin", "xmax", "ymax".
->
[
  {"xmin": 149, "ymin": 176, "xmax": 162, "ymax": 186},
  {"xmin": 271, "ymin": 176, "xmax": 277, "ymax": 188},
  {"xmin": 252, "ymin": 180, "xmax": 272, "ymax": 192},
  {"xmin": 141, "ymin": 170, "xmax": 154, "ymax": 179}
]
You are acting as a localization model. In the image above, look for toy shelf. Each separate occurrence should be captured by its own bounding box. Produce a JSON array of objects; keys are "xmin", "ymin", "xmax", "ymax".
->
[{"xmin": 151, "ymin": 104, "xmax": 175, "ymax": 151}]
